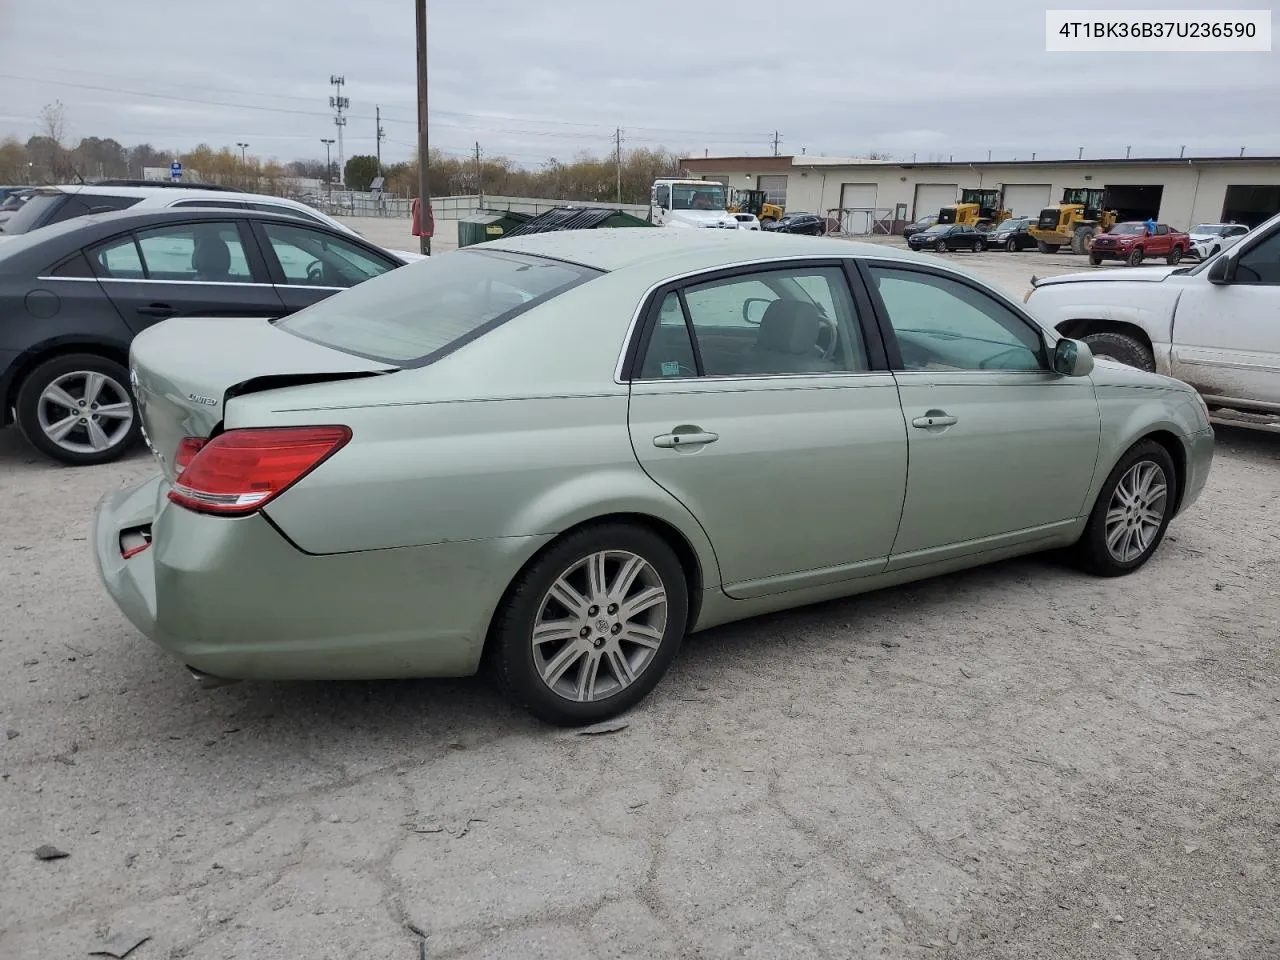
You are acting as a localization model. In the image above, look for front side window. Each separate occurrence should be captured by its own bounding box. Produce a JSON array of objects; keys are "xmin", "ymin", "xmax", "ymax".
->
[
  {"xmin": 276, "ymin": 249, "xmax": 598, "ymax": 366},
  {"xmin": 655, "ymin": 185, "xmax": 670, "ymax": 208},
  {"xmin": 261, "ymin": 222, "xmax": 395, "ymax": 288},
  {"xmin": 639, "ymin": 266, "xmax": 867, "ymax": 379},
  {"xmin": 1234, "ymin": 230, "xmax": 1280, "ymax": 284},
  {"xmin": 870, "ymin": 266, "xmax": 1046, "ymax": 372}
]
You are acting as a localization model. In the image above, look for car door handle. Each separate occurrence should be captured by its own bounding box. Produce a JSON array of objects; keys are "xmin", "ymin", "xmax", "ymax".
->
[
  {"xmin": 136, "ymin": 303, "xmax": 176, "ymax": 319},
  {"xmin": 911, "ymin": 413, "xmax": 958, "ymax": 429},
  {"xmin": 653, "ymin": 430, "xmax": 719, "ymax": 449}
]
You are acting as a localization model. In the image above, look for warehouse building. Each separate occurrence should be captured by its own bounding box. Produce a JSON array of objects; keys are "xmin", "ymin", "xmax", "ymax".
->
[{"xmin": 680, "ymin": 154, "xmax": 1280, "ymax": 234}]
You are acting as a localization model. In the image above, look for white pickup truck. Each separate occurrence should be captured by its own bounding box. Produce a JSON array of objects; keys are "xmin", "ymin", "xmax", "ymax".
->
[{"xmin": 1026, "ymin": 210, "xmax": 1280, "ymax": 427}]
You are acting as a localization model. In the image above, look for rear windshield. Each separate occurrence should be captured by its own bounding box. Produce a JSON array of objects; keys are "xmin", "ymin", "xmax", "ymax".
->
[
  {"xmin": 275, "ymin": 248, "xmax": 600, "ymax": 366},
  {"xmin": 1, "ymin": 192, "xmax": 66, "ymax": 234},
  {"xmin": 1110, "ymin": 223, "xmax": 1145, "ymax": 235}
]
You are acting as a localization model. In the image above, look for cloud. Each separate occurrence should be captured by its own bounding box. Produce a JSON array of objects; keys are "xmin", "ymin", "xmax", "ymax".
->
[{"xmin": 0, "ymin": 0, "xmax": 1275, "ymax": 166}]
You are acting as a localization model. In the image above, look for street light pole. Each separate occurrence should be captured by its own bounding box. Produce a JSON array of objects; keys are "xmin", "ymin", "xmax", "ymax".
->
[
  {"xmin": 416, "ymin": 0, "xmax": 431, "ymax": 255},
  {"xmin": 236, "ymin": 142, "xmax": 249, "ymax": 164},
  {"xmin": 321, "ymin": 138, "xmax": 335, "ymax": 199}
]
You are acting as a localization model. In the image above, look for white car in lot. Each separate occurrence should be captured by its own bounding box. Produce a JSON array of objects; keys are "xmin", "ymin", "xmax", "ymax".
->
[
  {"xmin": 1026, "ymin": 210, "xmax": 1280, "ymax": 426},
  {"xmin": 733, "ymin": 213, "xmax": 761, "ymax": 231},
  {"xmin": 1187, "ymin": 222, "xmax": 1250, "ymax": 260}
]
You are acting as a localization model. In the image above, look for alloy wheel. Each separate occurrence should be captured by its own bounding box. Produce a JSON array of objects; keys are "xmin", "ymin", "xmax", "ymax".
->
[
  {"xmin": 1104, "ymin": 460, "xmax": 1168, "ymax": 562},
  {"xmin": 531, "ymin": 550, "xmax": 668, "ymax": 702},
  {"xmin": 36, "ymin": 370, "xmax": 134, "ymax": 456}
]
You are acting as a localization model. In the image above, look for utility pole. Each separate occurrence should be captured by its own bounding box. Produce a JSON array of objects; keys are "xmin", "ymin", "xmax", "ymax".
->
[
  {"xmin": 375, "ymin": 106, "xmax": 386, "ymax": 175},
  {"xmin": 321, "ymin": 138, "xmax": 335, "ymax": 198},
  {"xmin": 615, "ymin": 127, "xmax": 623, "ymax": 204},
  {"xmin": 475, "ymin": 141, "xmax": 483, "ymax": 206},
  {"xmin": 236, "ymin": 142, "xmax": 249, "ymax": 164},
  {"xmin": 329, "ymin": 75, "xmax": 349, "ymax": 186},
  {"xmin": 416, "ymin": 0, "xmax": 431, "ymax": 255},
  {"xmin": 771, "ymin": 131, "xmax": 782, "ymax": 156}
]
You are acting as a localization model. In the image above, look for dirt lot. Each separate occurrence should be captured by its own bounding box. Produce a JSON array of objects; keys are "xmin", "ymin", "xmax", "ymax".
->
[{"xmin": 1, "ymin": 237, "xmax": 1277, "ymax": 960}]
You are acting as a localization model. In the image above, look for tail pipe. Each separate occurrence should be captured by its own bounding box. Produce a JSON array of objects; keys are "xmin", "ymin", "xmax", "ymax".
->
[{"xmin": 186, "ymin": 665, "xmax": 240, "ymax": 690}]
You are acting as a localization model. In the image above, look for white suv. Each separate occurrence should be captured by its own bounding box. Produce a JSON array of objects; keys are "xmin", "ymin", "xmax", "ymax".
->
[{"xmin": 0, "ymin": 181, "xmax": 357, "ymax": 239}]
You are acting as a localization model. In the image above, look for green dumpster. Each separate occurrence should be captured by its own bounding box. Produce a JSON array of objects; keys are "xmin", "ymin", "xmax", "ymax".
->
[{"xmin": 456, "ymin": 210, "xmax": 532, "ymax": 248}]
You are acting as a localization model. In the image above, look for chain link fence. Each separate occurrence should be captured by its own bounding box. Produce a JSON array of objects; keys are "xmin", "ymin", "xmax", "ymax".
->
[{"xmin": 308, "ymin": 192, "xmax": 651, "ymax": 221}]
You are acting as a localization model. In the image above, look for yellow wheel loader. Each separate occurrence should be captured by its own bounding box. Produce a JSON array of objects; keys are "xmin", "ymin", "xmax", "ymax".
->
[
  {"xmin": 1027, "ymin": 187, "xmax": 1119, "ymax": 254},
  {"xmin": 936, "ymin": 188, "xmax": 1011, "ymax": 230},
  {"xmin": 729, "ymin": 188, "xmax": 784, "ymax": 225}
]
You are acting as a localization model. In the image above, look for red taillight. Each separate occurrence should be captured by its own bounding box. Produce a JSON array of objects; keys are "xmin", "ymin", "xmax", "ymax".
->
[
  {"xmin": 167, "ymin": 426, "xmax": 351, "ymax": 516},
  {"xmin": 174, "ymin": 437, "xmax": 207, "ymax": 471}
]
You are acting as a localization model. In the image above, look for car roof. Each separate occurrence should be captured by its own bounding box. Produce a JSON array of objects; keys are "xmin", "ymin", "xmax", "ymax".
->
[
  {"xmin": 484, "ymin": 228, "xmax": 930, "ymax": 276},
  {"xmin": 0, "ymin": 206, "xmax": 358, "ymax": 262},
  {"xmin": 39, "ymin": 183, "xmax": 310, "ymax": 204}
]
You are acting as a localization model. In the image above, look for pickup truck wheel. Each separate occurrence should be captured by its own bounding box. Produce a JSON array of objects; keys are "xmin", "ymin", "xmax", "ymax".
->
[
  {"xmin": 1127, "ymin": 247, "xmax": 1144, "ymax": 267},
  {"xmin": 1080, "ymin": 332, "xmax": 1155, "ymax": 372},
  {"xmin": 1074, "ymin": 440, "xmax": 1177, "ymax": 577},
  {"xmin": 1166, "ymin": 245, "xmax": 1183, "ymax": 265},
  {"xmin": 1089, "ymin": 254, "xmax": 1103, "ymax": 266},
  {"xmin": 1036, "ymin": 240, "xmax": 1061, "ymax": 254},
  {"xmin": 15, "ymin": 354, "xmax": 141, "ymax": 466}
]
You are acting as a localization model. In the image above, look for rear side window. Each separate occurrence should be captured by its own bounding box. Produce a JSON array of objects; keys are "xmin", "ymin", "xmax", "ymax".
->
[
  {"xmin": 170, "ymin": 199, "xmax": 248, "ymax": 210},
  {"xmin": 47, "ymin": 194, "xmax": 141, "ymax": 224},
  {"xmin": 90, "ymin": 223, "xmax": 254, "ymax": 281},
  {"xmin": 2, "ymin": 192, "xmax": 68, "ymax": 234},
  {"xmin": 47, "ymin": 252, "xmax": 95, "ymax": 278},
  {"xmin": 276, "ymin": 249, "xmax": 599, "ymax": 366}
]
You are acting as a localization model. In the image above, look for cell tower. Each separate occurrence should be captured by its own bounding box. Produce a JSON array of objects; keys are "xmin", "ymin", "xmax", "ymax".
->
[{"xmin": 329, "ymin": 75, "xmax": 349, "ymax": 186}]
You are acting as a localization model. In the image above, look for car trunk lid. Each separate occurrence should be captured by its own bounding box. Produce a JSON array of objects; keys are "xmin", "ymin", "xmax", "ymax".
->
[{"xmin": 129, "ymin": 316, "xmax": 396, "ymax": 481}]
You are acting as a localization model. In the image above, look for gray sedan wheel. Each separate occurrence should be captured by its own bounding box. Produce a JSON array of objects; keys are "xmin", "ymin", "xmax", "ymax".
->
[
  {"xmin": 1075, "ymin": 440, "xmax": 1176, "ymax": 576},
  {"xmin": 15, "ymin": 354, "xmax": 140, "ymax": 466},
  {"xmin": 491, "ymin": 523, "xmax": 688, "ymax": 725}
]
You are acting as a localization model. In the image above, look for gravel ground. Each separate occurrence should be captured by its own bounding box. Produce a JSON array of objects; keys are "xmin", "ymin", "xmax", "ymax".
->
[{"xmin": 1, "ymin": 236, "xmax": 1278, "ymax": 960}]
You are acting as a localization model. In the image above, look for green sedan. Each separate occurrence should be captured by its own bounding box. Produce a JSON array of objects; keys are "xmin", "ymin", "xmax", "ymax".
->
[{"xmin": 93, "ymin": 230, "xmax": 1215, "ymax": 726}]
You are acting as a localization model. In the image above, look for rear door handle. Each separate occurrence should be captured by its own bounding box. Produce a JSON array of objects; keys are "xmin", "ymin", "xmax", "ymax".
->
[
  {"xmin": 911, "ymin": 414, "xmax": 958, "ymax": 429},
  {"xmin": 653, "ymin": 430, "xmax": 719, "ymax": 449},
  {"xmin": 136, "ymin": 303, "xmax": 176, "ymax": 319}
]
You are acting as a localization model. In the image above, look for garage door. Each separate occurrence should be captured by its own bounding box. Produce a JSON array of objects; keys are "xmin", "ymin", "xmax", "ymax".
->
[
  {"xmin": 757, "ymin": 175, "xmax": 789, "ymax": 208},
  {"xmin": 839, "ymin": 182, "xmax": 878, "ymax": 234},
  {"xmin": 1001, "ymin": 184, "xmax": 1052, "ymax": 218},
  {"xmin": 913, "ymin": 184, "xmax": 957, "ymax": 220}
]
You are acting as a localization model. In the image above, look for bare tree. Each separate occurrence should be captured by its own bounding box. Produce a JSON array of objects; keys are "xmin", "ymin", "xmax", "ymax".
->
[{"xmin": 38, "ymin": 101, "xmax": 67, "ymax": 148}]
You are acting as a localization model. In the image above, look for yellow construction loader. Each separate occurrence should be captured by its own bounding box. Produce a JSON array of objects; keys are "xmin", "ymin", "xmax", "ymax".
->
[
  {"xmin": 1027, "ymin": 187, "xmax": 1119, "ymax": 254},
  {"xmin": 936, "ymin": 188, "xmax": 1011, "ymax": 230},
  {"xmin": 729, "ymin": 188, "xmax": 784, "ymax": 225}
]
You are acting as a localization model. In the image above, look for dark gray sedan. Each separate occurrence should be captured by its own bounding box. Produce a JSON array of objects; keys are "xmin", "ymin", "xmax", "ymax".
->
[{"xmin": 0, "ymin": 207, "xmax": 406, "ymax": 465}]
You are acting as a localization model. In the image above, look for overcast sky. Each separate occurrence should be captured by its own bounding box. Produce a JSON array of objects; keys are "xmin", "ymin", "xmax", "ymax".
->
[{"xmin": 0, "ymin": 0, "xmax": 1276, "ymax": 168}]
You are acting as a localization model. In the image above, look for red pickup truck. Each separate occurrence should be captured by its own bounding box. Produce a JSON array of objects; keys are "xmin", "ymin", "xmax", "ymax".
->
[{"xmin": 1089, "ymin": 221, "xmax": 1191, "ymax": 267}]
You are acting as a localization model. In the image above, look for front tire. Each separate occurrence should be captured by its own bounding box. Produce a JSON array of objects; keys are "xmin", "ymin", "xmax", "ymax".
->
[
  {"xmin": 15, "ymin": 354, "xmax": 140, "ymax": 466},
  {"xmin": 973, "ymin": 238, "xmax": 986, "ymax": 252},
  {"xmin": 1071, "ymin": 225, "xmax": 1097, "ymax": 255},
  {"xmin": 1127, "ymin": 246, "xmax": 1145, "ymax": 267},
  {"xmin": 490, "ymin": 523, "xmax": 689, "ymax": 726},
  {"xmin": 1074, "ymin": 440, "xmax": 1177, "ymax": 577},
  {"xmin": 1079, "ymin": 331, "xmax": 1155, "ymax": 371},
  {"xmin": 934, "ymin": 239, "xmax": 948, "ymax": 252},
  {"xmin": 1089, "ymin": 254, "xmax": 1103, "ymax": 266},
  {"xmin": 1005, "ymin": 238, "xmax": 1018, "ymax": 252}
]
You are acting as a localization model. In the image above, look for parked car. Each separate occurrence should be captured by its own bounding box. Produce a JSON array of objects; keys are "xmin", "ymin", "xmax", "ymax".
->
[
  {"xmin": 1026, "ymin": 208, "xmax": 1279, "ymax": 424},
  {"xmin": 0, "ymin": 186, "xmax": 25, "ymax": 204},
  {"xmin": 0, "ymin": 188, "xmax": 33, "ymax": 229},
  {"xmin": 0, "ymin": 207, "xmax": 408, "ymax": 465},
  {"xmin": 1187, "ymin": 222, "xmax": 1250, "ymax": 260},
  {"xmin": 93, "ymin": 229, "xmax": 1213, "ymax": 726},
  {"xmin": 0, "ymin": 182, "xmax": 421, "ymax": 256},
  {"xmin": 986, "ymin": 217, "xmax": 1036, "ymax": 251},
  {"xmin": 733, "ymin": 213, "xmax": 761, "ymax": 231},
  {"xmin": 762, "ymin": 212, "xmax": 826, "ymax": 236},
  {"xmin": 901, "ymin": 214, "xmax": 938, "ymax": 240},
  {"xmin": 1088, "ymin": 222, "xmax": 1190, "ymax": 267},
  {"xmin": 907, "ymin": 223, "xmax": 988, "ymax": 252}
]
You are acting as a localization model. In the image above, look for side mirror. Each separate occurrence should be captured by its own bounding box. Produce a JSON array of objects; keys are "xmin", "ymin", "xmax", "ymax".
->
[
  {"xmin": 742, "ymin": 297, "xmax": 771, "ymax": 325},
  {"xmin": 1053, "ymin": 338, "xmax": 1094, "ymax": 377},
  {"xmin": 1207, "ymin": 255, "xmax": 1235, "ymax": 285}
]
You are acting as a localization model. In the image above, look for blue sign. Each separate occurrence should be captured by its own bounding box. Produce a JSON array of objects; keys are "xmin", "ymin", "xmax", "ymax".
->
[{"xmin": 170, "ymin": 161, "xmax": 183, "ymax": 180}]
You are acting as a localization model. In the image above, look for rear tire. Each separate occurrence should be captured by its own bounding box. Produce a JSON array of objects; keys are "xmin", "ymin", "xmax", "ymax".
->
[
  {"xmin": 1071, "ymin": 225, "xmax": 1097, "ymax": 255},
  {"xmin": 1166, "ymin": 245, "xmax": 1183, "ymax": 265},
  {"xmin": 15, "ymin": 354, "xmax": 140, "ymax": 466},
  {"xmin": 489, "ymin": 523, "xmax": 689, "ymax": 726},
  {"xmin": 973, "ymin": 238, "xmax": 986, "ymax": 252},
  {"xmin": 1074, "ymin": 440, "xmax": 1177, "ymax": 577},
  {"xmin": 1127, "ymin": 246, "xmax": 1145, "ymax": 267},
  {"xmin": 1080, "ymin": 331, "xmax": 1155, "ymax": 371}
]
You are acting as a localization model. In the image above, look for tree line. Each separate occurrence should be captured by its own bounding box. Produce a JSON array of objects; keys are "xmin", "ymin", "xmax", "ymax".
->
[{"xmin": 2, "ymin": 102, "xmax": 689, "ymax": 205}]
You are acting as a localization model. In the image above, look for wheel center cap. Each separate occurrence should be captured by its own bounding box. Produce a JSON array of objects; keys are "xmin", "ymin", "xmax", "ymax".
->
[{"xmin": 595, "ymin": 618, "xmax": 609, "ymax": 633}]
